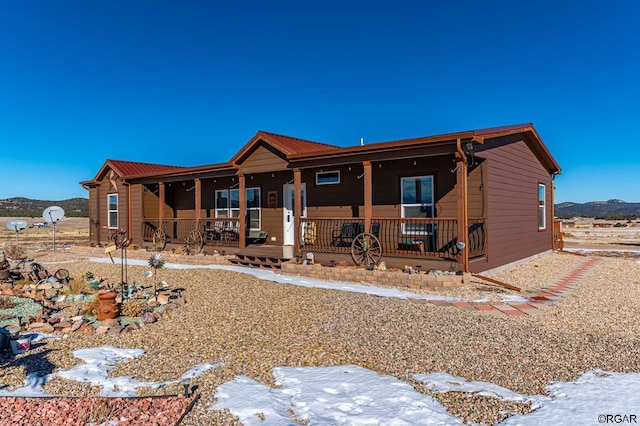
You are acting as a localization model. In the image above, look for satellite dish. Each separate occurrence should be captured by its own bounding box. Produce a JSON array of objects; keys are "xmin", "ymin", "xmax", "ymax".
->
[
  {"xmin": 42, "ymin": 206, "xmax": 65, "ymax": 251},
  {"xmin": 43, "ymin": 206, "xmax": 65, "ymax": 223},
  {"xmin": 6, "ymin": 220, "xmax": 28, "ymax": 247},
  {"xmin": 6, "ymin": 220, "xmax": 27, "ymax": 232}
]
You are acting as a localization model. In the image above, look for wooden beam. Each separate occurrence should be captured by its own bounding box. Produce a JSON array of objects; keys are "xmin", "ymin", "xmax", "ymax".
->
[
  {"xmin": 455, "ymin": 139, "xmax": 469, "ymax": 272},
  {"xmin": 194, "ymin": 178, "xmax": 201, "ymax": 231},
  {"xmin": 239, "ymin": 174, "xmax": 246, "ymax": 249},
  {"xmin": 471, "ymin": 273, "xmax": 521, "ymax": 292},
  {"xmin": 294, "ymin": 168, "xmax": 302, "ymax": 255},
  {"xmin": 363, "ymin": 161, "xmax": 372, "ymax": 232},
  {"xmin": 158, "ymin": 182, "xmax": 165, "ymax": 229}
]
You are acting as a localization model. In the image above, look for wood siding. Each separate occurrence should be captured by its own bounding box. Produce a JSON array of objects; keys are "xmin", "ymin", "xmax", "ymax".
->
[
  {"xmin": 238, "ymin": 143, "xmax": 289, "ymax": 174},
  {"xmin": 471, "ymin": 135, "xmax": 553, "ymax": 272},
  {"xmin": 130, "ymin": 184, "xmax": 144, "ymax": 245},
  {"xmin": 88, "ymin": 187, "xmax": 100, "ymax": 244},
  {"xmin": 94, "ymin": 173, "xmax": 128, "ymax": 245}
]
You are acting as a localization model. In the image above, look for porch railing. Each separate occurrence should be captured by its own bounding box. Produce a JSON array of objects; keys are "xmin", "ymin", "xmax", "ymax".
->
[
  {"xmin": 300, "ymin": 217, "xmax": 487, "ymax": 260},
  {"xmin": 141, "ymin": 218, "xmax": 240, "ymax": 247},
  {"xmin": 198, "ymin": 218, "xmax": 240, "ymax": 247},
  {"xmin": 553, "ymin": 219, "xmax": 564, "ymax": 250}
]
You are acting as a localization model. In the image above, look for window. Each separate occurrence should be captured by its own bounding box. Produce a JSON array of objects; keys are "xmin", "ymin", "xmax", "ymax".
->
[
  {"xmin": 316, "ymin": 170, "xmax": 340, "ymax": 185},
  {"xmin": 215, "ymin": 189, "xmax": 240, "ymax": 218},
  {"xmin": 538, "ymin": 184, "xmax": 546, "ymax": 230},
  {"xmin": 215, "ymin": 190, "xmax": 229, "ymax": 218},
  {"xmin": 107, "ymin": 194, "xmax": 118, "ymax": 229},
  {"xmin": 246, "ymin": 188, "xmax": 261, "ymax": 231},
  {"xmin": 401, "ymin": 176, "xmax": 434, "ymax": 234},
  {"xmin": 214, "ymin": 188, "xmax": 260, "ymax": 230}
]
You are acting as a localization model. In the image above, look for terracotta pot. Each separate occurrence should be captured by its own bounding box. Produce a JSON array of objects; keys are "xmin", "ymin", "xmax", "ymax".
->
[{"xmin": 93, "ymin": 292, "xmax": 120, "ymax": 321}]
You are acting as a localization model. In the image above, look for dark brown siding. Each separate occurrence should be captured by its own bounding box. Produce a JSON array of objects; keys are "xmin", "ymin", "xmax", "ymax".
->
[
  {"xmin": 471, "ymin": 135, "xmax": 553, "ymax": 272},
  {"xmin": 130, "ymin": 184, "xmax": 144, "ymax": 245},
  {"xmin": 95, "ymin": 173, "xmax": 128, "ymax": 244},
  {"xmin": 303, "ymin": 156, "xmax": 461, "ymax": 219},
  {"xmin": 88, "ymin": 187, "xmax": 100, "ymax": 244}
]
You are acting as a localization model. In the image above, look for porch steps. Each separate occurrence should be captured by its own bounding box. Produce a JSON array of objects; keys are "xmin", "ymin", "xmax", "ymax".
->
[{"xmin": 228, "ymin": 253, "xmax": 288, "ymax": 269}]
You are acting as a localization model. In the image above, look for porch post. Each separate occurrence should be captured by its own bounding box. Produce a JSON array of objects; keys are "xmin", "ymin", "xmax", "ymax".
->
[
  {"xmin": 194, "ymin": 178, "xmax": 201, "ymax": 231},
  {"xmin": 158, "ymin": 182, "xmax": 165, "ymax": 230},
  {"xmin": 293, "ymin": 168, "xmax": 302, "ymax": 255},
  {"xmin": 363, "ymin": 161, "xmax": 373, "ymax": 232},
  {"xmin": 455, "ymin": 139, "xmax": 469, "ymax": 271},
  {"xmin": 127, "ymin": 183, "xmax": 132, "ymax": 238},
  {"xmin": 239, "ymin": 174, "xmax": 246, "ymax": 248}
]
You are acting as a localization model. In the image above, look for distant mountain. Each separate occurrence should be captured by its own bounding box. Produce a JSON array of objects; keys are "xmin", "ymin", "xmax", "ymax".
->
[
  {"xmin": 555, "ymin": 199, "xmax": 640, "ymax": 219},
  {"xmin": 0, "ymin": 197, "xmax": 88, "ymax": 217}
]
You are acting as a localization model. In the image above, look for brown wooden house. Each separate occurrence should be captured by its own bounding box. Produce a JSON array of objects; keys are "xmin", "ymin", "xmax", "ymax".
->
[{"xmin": 81, "ymin": 123, "xmax": 562, "ymax": 273}]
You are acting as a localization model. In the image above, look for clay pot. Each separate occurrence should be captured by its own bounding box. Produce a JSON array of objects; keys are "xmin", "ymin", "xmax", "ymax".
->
[{"xmin": 93, "ymin": 291, "xmax": 120, "ymax": 321}]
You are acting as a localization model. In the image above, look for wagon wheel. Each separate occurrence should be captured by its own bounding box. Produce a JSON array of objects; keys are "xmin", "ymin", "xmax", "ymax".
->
[
  {"xmin": 185, "ymin": 230, "xmax": 204, "ymax": 253},
  {"xmin": 54, "ymin": 268, "xmax": 70, "ymax": 282},
  {"xmin": 351, "ymin": 232, "xmax": 382, "ymax": 266},
  {"xmin": 152, "ymin": 228, "xmax": 167, "ymax": 251}
]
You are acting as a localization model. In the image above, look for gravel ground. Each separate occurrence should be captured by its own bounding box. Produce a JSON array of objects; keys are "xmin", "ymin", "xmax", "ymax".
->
[{"xmin": 1, "ymin": 248, "xmax": 639, "ymax": 425}]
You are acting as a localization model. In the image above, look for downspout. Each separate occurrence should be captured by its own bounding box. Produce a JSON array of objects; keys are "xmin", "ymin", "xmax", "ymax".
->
[
  {"xmin": 455, "ymin": 138, "xmax": 470, "ymax": 272},
  {"xmin": 126, "ymin": 181, "xmax": 132, "ymax": 239}
]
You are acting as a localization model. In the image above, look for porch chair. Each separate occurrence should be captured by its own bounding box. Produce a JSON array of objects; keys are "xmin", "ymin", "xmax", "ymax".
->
[
  {"xmin": 253, "ymin": 231, "xmax": 268, "ymax": 245},
  {"xmin": 331, "ymin": 222, "xmax": 364, "ymax": 247}
]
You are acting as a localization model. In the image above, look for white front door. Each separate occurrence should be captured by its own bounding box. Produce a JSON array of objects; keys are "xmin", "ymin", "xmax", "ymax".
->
[{"xmin": 283, "ymin": 183, "xmax": 306, "ymax": 246}]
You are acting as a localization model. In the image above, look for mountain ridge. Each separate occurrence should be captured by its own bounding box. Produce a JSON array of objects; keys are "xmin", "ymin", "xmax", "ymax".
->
[
  {"xmin": 0, "ymin": 197, "xmax": 89, "ymax": 217},
  {"xmin": 554, "ymin": 199, "xmax": 640, "ymax": 219},
  {"xmin": 1, "ymin": 197, "xmax": 638, "ymax": 220}
]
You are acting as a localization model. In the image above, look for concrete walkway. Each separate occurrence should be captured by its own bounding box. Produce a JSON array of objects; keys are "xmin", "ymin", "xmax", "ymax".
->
[{"xmin": 416, "ymin": 257, "xmax": 602, "ymax": 317}]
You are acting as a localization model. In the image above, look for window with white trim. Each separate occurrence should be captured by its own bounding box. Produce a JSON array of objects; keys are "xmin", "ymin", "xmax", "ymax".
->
[
  {"xmin": 215, "ymin": 189, "xmax": 240, "ymax": 218},
  {"xmin": 315, "ymin": 170, "xmax": 340, "ymax": 185},
  {"xmin": 538, "ymin": 184, "xmax": 546, "ymax": 230},
  {"xmin": 246, "ymin": 188, "xmax": 261, "ymax": 231},
  {"xmin": 401, "ymin": 176, "xmax": 434, "ymax": 234},
  {"xmin": 214, "ymin": 188, "xmax": 260, "ymax": 230},
  {"xmin": 107, "ymin": 193, "xmax": 118, "ymax": 229}
]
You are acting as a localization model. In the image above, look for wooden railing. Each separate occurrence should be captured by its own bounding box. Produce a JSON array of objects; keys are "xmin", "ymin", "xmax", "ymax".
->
[
  {"xmin": 198, "ymin": 218, "xmax": 240, "ymax": 247},
  {"xmin": 142, "ymin": 218, "xmax": 240, "ymax": 247},
  {"xmin": 300, "ymin": 217, "xmax": 487, "ymax": 259},
  {"xmin": 553, "ymin": 219, "xmax": 564, "ymax": 250}
]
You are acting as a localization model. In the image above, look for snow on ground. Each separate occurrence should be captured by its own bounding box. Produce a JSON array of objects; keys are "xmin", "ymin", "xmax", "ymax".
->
[
  {"xmin": 0, "ymin": 344, "xmax": 219, "ymax": 397},
  {"xmin": 1, "ymin": 336, "xmax": 639, "ymax": 423},
  {"xmin": 90, "ymin": 257, "xmax": 462, "ymax": 302}
]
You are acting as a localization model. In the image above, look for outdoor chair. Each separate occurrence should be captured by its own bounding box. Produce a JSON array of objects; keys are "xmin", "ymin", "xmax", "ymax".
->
[
  {"xmin": 331, "ymin": 222, "xmax": 364, "ymax": 247},
  {"xmin": 252, "ymin": 231, "xmax": 268, "ymax": 244}
]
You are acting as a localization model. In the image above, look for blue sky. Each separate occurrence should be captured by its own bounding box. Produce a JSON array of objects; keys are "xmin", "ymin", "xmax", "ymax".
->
[{"xmin": 0, "ymin": 1, "xmax": 637, "ymax": 203}]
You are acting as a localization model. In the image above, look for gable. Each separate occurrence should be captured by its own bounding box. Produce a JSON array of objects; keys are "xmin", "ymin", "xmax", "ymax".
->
[{"xmin": 237, "ymin": 142, "xmax": 289, "ymax": 174}]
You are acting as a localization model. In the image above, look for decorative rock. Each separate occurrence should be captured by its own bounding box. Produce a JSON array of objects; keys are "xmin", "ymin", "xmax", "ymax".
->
[
  {"xmin": 36, "ymin": 282, "xmax": 53, "ymax": 291},
  {"xmin": 71, "ymin": 320, "xmax": 84, "ymax": 332},
  {"xmin": 78, "ymin": 323, "xmax": 95, "ymax": 334},
  {"xmin": 156, "ymin": 294, "xmax": 170, "ymax": 305},
  {"xmin": 53, "ymin": 321, "xmax": 72, "ymax": 330},
  {"xmin": 147, "ymin": 300, "xmax": 159, "ymax": 309},
  {"xmin": 142, "ymin": 312, "xmax": 157, "ymax": 324},
  {"xmin": 101, "ymin": 318, "xmax": 119, "ymax": 328},
  {"xmin": 28, "ymin": 322, "xmax": 54, "ymax": 333},
  {"xmin": 127, "ymin": 322, "xmax": 142, "ymax": 331},
  {"xmin": 107, "ymin": 325, "xmax": 123, "ymax": 334},
  {"xmin": 95, "ymin": 325, "xmax": 110, "ymax": 334}
]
